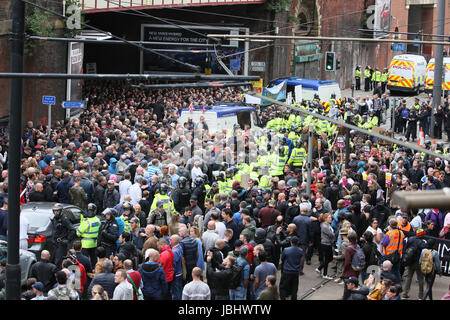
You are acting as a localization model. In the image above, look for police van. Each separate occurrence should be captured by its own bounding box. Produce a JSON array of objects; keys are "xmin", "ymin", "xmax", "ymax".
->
[
  {"xmin": 268, "ymin": 77, "xmax": 341, "ymax": 103},
  {"xmin": 424, "ymin": 57, "xmax": 450, "ymax": 94},
  {"xmin": 177, "ymin": 104, "xmax": 261, "ymax": 133},
  {"xmin": 387, "ymin": 54, "xmax": 427, "ymax": 94}
]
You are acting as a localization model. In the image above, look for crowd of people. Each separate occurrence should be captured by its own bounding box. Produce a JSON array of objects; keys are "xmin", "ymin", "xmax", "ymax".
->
[{"xmin": 0, "ymin": 79, "xmax": 449, "ymax": 301}]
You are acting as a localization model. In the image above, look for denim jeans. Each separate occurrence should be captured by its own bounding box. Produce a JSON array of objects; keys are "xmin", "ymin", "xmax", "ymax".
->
[
  {"xmin": 229, "ymin": 286, "xmax": 247, "ymax": 300},
  {"xmin": 171, "ymin": 275, "xmax": 183, "ymax": 300}
]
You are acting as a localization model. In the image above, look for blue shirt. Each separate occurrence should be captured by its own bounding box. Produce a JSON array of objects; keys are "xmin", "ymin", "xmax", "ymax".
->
[
  {"xmin": 232, "ymin": 211, "xmax": 242, "ymax": 225},
  {"xmin": 171, "ymin": 243, "xmax": 184, "ymax": 276},
  {"xmin": 236, "ymin": 257, "xmax": 250, "ymax": 288}
]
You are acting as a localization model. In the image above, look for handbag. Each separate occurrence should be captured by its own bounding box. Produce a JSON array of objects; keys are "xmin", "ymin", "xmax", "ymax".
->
[
  {"xmin": 385, "ymin": 230, "xmax": 401, "ymax": 265},
  {"xmin": 126, "ymin": 274, "xmax": 144, "ymax": 301}
]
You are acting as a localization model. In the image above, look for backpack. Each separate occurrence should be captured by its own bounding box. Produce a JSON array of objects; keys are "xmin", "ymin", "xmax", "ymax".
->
[
  {"xmin": 350, "ymin": 245, "xmax": 366, "ymax": 271},
  {"xmin": 420, "ymin": 249, "xmax": 434, "ymax": 274},
  {"xmin": 229, "ymin": 261, "xmax": 248, "ymax": 290},
  {"xmin": 401, "ymin": 238, "xmax": 423, "ymax": 267},
  {"xmin": 367, "ymin": 243, "xmax": 379, "ymax": 266},
  {"xmin": 51, "ymin": 287, "xmax": 71, "ymax": 300}
]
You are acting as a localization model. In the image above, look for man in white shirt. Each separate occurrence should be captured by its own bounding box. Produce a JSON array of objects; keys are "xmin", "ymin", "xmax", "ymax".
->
[
  {"xmin": 129, "ymin": 176, "xmax": 143, "ymax": 205},
  {"xmin": 191, "ymin": 161, "xmax": 203, "ymax": 188},
  {"xmin": 182, "ymin": 267, "xmax": 210, "ymax": 300},
  {"xmin": 113, "ymin": 269, "xmax": 134, "ymax": 300},
  {"xmin": 119, "ymin": 173, "xmax": 132, "ymax": 203},
  {"xmin": 210, "ymin": 211, "xmax": 226, "ymax": 239},
  {"xmin": 202, "ymin": 221, "xmax": 220, "ymax": 254}
]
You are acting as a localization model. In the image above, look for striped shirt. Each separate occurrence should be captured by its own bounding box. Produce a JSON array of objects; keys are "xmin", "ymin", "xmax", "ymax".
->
[{"xmin": 182, "ymin": 280, "xmax": 211, "ymax": 300}]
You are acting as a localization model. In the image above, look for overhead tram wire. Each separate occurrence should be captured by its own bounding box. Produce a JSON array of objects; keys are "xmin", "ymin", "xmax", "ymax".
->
[{"xmin": 22, "ymin": 0, "xmax": 201, "ymax": 72}]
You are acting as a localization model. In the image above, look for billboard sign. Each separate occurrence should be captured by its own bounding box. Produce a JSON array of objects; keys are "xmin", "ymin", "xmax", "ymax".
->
[
  {"xmin": 140, "ymin": 24, "xmax": 249, "ymax": 75},
  {"xmin": 66, "ymin": 42, "xmax": 84, "ymax": 119},
  {"xmin": 374, "ymin": 0, "xmax": 391, "ymax": 38}
]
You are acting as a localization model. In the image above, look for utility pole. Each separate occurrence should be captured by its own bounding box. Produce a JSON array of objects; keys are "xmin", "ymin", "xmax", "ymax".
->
[
  {"xmin": 306, "ymin": 126, "xmax": 313, "ymax": 195},
  {"xmin": 6, "ymin": 0, "xmax": 25, "ymax": 300},
  {"xmin": 431, "ymin": 0, "xmax": 446, "ymax": 139}
]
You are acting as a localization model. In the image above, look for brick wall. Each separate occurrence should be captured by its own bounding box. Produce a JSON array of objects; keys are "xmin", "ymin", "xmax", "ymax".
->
[{"xmin": 0, "ymin": 0, "xmax": 68, "ymax": 128}]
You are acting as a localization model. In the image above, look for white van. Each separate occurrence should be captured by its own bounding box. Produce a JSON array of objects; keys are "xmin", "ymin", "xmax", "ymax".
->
[
  {"xmin": 387, "ymin": 54, "xmax": 427, "ymax": 94},
  {"xmin": 268, "ymin": 77, "xmax": 341, "ymax": 103},
  {"xmin": 425, "ymin": 57, "xmax": 450, "ymax": 93},
  {"xmin": 177, "ymin": 104, "xmax": 261, "ymax": 133}
]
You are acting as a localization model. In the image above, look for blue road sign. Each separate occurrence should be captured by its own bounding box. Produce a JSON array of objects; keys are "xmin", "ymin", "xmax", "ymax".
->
[
  {"xmin": 61, "ymin": 101, "xmax": 85, "ymax": 109},
  {"xmin": 42, "ymin": 96, "xmax": 56, "ymax": 105}
]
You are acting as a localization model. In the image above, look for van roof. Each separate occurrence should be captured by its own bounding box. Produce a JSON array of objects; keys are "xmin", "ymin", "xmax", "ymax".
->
[
  {"xmin": 269, "ymin": 77, "xmax": 339, "ymax": 90},
  {"xmin": 427, "ymin": 57, "xmax": 450, "ymax": 64},
  {"xmin": 179, "ymin": 105, "xmax": 255, "ymax": 117},
  {"xmin": 392, "ymin": 54, "xmax": 426, "ymax": 62}
]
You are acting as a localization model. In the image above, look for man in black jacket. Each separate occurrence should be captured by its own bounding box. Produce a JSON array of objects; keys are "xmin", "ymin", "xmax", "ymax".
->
[
  {"xmin": 249, "ymin": 228, "xmax": 277, "ymax": 266},
  {"xmin": 98, "ymin": 208, "xmax": 120, "ymax": 257},
  {"xmin": 30, "ymin": 250, "xmax": 57, "ymax": 294},
  {"xmin": 206, "ymin": 252, "xmax": 235, "ymax": 300},
  {"xmin": 94, "ymin": 176, "xmax": 107, "ymax": 213},
  {"xmin": 50, "ymin": 203, "xmax": 75, "ymax": 268},
  {"xmin": 401, "ymin": 229, "xmax": 427, "ymax": 299}
]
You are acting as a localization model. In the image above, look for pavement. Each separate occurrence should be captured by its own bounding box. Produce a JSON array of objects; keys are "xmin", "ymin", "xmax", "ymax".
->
[{"xmin": 275, "ymin": 249, "xmax": 449, "ymax": 300}]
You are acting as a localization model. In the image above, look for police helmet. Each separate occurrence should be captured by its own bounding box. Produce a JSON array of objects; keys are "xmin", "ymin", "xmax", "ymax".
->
[
  {"xmin": 102, "ymin": 208, "xmax": 113, "ymax": 217},
  {"xmin": 291, "ymin": 125, "xmax": 298, "ymax": 131},
  {"xmin": 296, "ymin": 139, "xmax": 303, "ymax": 147},
  {"xmin": 122, "ymin": 201, "xmax": 132, "ymax": 211},
  {"xmin": 86, "ymin": 203, "xmax": 97, "ymax": 218},
  {"xmin": 226, "ymin": 168, "xmax": 234, "ymax": 176},
  {"xmin": 110, "ymin": 208, "xmax": 119, "ymax": 218},
  {"xmin": 437, "ymin": 142, "xmax": 444, "ymax": 150},
  {"xmin": 178, "ymin": 176, "xmax": 187, "ymax": 189},
  {"xmin": 159, "ymin": 183, "xmax": 169, "ymax": 195},
  {"xmin": 194, "ymin": 177, "xmax": 204, "ymax": 187},
  {"xmin": 217, "ymin": 172, "xmax": 225, "ymax": 181},
  {"xmin": 52, "ymin": 203, "xmax": 64, "ymax": 214},
  {"xmin": 279, "ymin": 127, "xmax": 286, "ymax": 134},
  {"xmin": 424, "ymin": 140, "xmax": 431, "ymax": 148},
  {"xmin": 212, "ymin": 182, "xmax": 219, "ymax": 188}
]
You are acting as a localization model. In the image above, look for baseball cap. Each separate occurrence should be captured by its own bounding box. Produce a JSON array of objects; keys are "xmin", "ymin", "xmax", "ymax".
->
[
  {"xmin": 255, "ymin": 196, "xmax": 263, "ymax": 202},
  {"xmin": 190, "ymin": 195, "xmax": 198, "ymax": 202},
  {"xmin": 32, "ymin": 282, "xmax": 44, "ymax": 291},
  {"xmin": 156, "ymin": 201, "xmax": 164, "ymax": 207},
  {"xmin": 345, "ymin": 277, "xmax": 359, "ymax": 286},
  {"xmin": 107, "ymin": 180, "xmax": 115, "ymax": 184}
]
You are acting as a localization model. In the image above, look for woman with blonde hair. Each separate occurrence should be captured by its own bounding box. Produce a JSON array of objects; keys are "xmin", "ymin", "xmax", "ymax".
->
[
  {"xmin": 168, "ymin": 212, "xmax": 181, "ymax": 236},
  {"xmin": 91, "ymin": 284, "xmax": 109, "ymax": 300}
]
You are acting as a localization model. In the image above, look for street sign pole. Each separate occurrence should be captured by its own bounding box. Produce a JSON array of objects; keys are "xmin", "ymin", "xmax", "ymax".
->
[{"xmin": 48, "ymin": 104, "xmax": 51, "ymax": 137}]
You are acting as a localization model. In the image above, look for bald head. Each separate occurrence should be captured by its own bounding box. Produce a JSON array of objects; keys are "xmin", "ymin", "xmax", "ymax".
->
[
  {"xmin": 41, "ymin": 250, "xmax": 51, "ymax": 261},
  {"xmin": 207, "ymin": 220, "xmax": 216, "ymax": 230}
]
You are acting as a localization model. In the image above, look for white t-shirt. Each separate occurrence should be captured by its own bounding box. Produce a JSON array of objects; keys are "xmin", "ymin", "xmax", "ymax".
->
[
  {"xmin": 366, "ymin": 225, "xmax": 383, "ymax": 253},
  {"xmin": 214, "ymin": 221, "xmax": 226, "ymax": 239}
]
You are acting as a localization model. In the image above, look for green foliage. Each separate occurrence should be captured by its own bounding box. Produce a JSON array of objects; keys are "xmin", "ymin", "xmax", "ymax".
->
[
  {"xmin": 267, "ymin": 0, "xmax": 292, "ymax": 13},
  {"xmin": 25, "ymin": 8, "xmax": 55, "ymax": 56}
]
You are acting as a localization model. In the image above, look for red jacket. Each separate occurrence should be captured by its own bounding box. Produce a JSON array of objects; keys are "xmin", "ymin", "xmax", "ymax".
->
[
  {"xmin": 158, "ymin": 245, "xmax": 174, "ymax": 282},
  {"xmin": 242, "ymin": 243, "xmax": 254, "ymax": 265}
]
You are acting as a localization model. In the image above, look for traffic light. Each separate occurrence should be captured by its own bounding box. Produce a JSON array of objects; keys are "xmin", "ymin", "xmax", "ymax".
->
[
  {"xmin": 336, "ymin": 58, "xmax": 341, "ymax": 70},
  {"xmin": 325, "ymin": 51, "xmax": 336, "ymax": 71}
]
